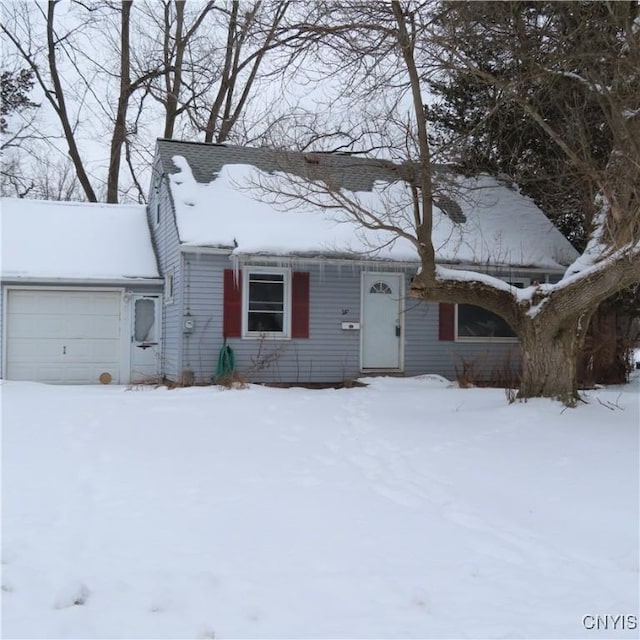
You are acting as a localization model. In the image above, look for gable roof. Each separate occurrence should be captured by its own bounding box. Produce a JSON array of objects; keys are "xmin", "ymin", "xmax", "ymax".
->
[
  {"xmin": 156, "ymin": 139, "xmax": 579, "ymax": 271},
  {"xmin": 0, "ymin": 198, "xmax": 160, "ymax": 281}
]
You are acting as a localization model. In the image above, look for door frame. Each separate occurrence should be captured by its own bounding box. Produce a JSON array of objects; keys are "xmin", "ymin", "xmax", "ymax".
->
[
  {"xmin": 129, "ymin": 293, "xmax": 163, "ymax": 382},
  {"xmin": 359, "ymin": 271, "xmax": 405, "ymax": 373}
]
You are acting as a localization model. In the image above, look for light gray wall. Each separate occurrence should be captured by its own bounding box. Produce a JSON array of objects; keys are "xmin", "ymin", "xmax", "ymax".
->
[
  {"xmin": 180, "ymin": 252, "xmax": 225, "ymax": 381},
  {"xmin": 0, "ymin": 286, "xmax": 3, "ymax": 378},
  {"xmin": 403, "ymin": 294, "xmax": 520, "ymax": 381},
  {"xmin": 147, "ymin": 158, "xmax": 183, "ymax": 381},
  {"xmin": 179, "ymin": 254, "xmax": 541, "ymax": 384},
  {"xmin": 182, "ymin": 254, "xmax": 365, "ymax": 383}
]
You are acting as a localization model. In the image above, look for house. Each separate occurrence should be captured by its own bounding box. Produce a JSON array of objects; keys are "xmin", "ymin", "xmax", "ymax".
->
[
  {"xmin": 0, "ymin": 139, "xmax": 579, "ymax": 385},
  {"xmin": 146, "ymin": 139, "xmax": 578, "ymax": 385}
]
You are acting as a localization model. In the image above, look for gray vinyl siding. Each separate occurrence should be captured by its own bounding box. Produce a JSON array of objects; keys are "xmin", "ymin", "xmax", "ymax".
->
[
  {"xmin": 179, "ymin": 256, "xmax": 556, "ymax": 384},
  {"xmin": 0, "ymin": 288, "xmax": 3, "ymax": 378},
  {"xmin": 227, "ymin": 262, "xmax": 365, "ymax": 383},
  {"xmin": 181, "ymin": 255, "xmax": 364, "ymax": 384},
  {"xmin": 147, "ymin": 160, "xmax": 183, "ymax": 381},
  {"xmin": 403, "ymin": 267, "xmax": 543, "ymax": 381},
  {"xmin": 180, "ymin": 252, "xmax": 224, "ymax": 381},
  {"xmin": 403, "ymin": 298, "xmax": 520, "ymax": 381}
]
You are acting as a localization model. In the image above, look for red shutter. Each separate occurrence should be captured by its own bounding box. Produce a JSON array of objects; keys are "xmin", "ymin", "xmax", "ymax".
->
[
  {"xmin": 291, "ymin": 271, "xmax": 310, "ymax": 339},
  {"xmin": 439, "ymin": 303, "xmax": 455, "ymax": 341},
  {"xmin": 223, "ymin": 269, "xmax": 242, "ymax": 338}
]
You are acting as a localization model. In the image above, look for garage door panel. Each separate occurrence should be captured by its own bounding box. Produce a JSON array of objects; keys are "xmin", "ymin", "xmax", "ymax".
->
[
  {"xmin": 62, "ymin": 364, "xmax": 118, "ymax": 384},
  {"xmin": 7, "ymin": 363, "xmax": 65, "ymax": 383},
  {"xmin": 6, "ymin": 363, "xmax": 118, "ymax": 385},
  {"xmin": 6, "ymin": 338, "xmax": 64, "ymax": 361},
  {"xmin": 64, "ymin": 296, "xmax": 119, "ymax": 316},
  {"xmin": 64, "ymin": 339, "xmax": 120, "ymax": 361},
  {"xmin": 6, "ymin": 290, "xmax": 123, "ymax": 384},
  {"xmin": 8, "ymin": 313, "xmax": 120, "ymax": 340},
  {"xmin": 8, "ymin": 315, "xmax": 70, "ymax": 339},
  {"xmin": 88, "ymin": 295, "xmax": 120, "ymax": 314},
  {"xmin": 8, "ymin": 339, "xmax": 120, "ymax": 363},
  {"xmin": 43, "ymin": 315, "xmax": 120, "ymax": 339},
  {"xmin": 9, "ymin": 290, "xmax": 120, "ymax": 314},
  {"xmin": 7, "ymin": 291, "xmax": 52, "ymax": 313}
]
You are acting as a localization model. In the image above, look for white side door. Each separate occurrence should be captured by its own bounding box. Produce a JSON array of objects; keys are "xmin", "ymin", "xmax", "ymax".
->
[
  {"xmin": 130, "ymin": 294, "xmax": 161, "ymax": 383},
  {"xmin": 361, "ymin": 273, "xmax": 403, "ymax": 370}
]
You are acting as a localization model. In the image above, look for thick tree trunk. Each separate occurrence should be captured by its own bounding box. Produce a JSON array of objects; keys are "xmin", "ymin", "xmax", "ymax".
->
[
  {"xmin": 46, "ymin": 1, "xmax": 98, "ymax": 202},
  {"xmin": 518, "ymin": 313, "xmax": 592, "ymax": 405},
  {"xmin": 106, "ymin": 0, "xmax": 132, "ymax": 204},
  {"xmin": 163, "ymin": 0, "xmax": 185, "ymax": 140}
]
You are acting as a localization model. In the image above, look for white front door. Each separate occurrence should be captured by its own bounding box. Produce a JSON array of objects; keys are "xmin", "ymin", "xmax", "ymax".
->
[
  {"xmin": 361, "ymin": 273, "xmax": 403, "ymax": 370},
  {"xmin": 130, "ymin": 294, "xmax": 161, "ymax": 383}
]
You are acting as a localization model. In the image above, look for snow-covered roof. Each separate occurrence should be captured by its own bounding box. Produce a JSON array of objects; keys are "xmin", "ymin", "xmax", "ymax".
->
[
  {"xmin": 0, "ymin": 198, "xmax": 160, "ymax": 281},
  {"xmin": 157, "ymin": 140, "xmax": 579, "ymax": 270}
]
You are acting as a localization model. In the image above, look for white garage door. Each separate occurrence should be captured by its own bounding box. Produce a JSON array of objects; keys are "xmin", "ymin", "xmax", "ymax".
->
[{"xmin": 6, "ymin": 290, "xmax": 122, "ymax": 384}]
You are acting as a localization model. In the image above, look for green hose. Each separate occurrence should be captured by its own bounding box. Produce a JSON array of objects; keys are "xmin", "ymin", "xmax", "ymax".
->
[{"xmin": 215, "ymin": 344, "xmax": 236, "ymax": 382}]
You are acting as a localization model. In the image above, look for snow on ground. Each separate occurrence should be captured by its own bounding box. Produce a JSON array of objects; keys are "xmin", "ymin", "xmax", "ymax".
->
[{"xmin": 2, "ymin": 376, "xmax": 638, "ymax": 639}]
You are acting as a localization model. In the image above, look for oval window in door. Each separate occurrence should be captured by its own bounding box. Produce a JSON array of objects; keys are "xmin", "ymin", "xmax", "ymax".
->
[
  {"xmin": 134, "ymin": 298, "xmax": 156, "ymax": 342},
  {"xmin": 369, "ymin": 281, "xmax": 393, "ymax": 294}
]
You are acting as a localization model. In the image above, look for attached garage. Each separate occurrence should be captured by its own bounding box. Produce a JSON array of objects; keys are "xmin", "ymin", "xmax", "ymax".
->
[
  {"xmin": 1, "ymin": 198, "xmax": 163, "ymax": 384},
  {"xmin": 5, "ymin": 289, "xmax": 123, "ymax": 384}
]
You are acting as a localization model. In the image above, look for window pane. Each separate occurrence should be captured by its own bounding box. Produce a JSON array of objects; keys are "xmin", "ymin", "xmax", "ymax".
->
[
  {"xmin": 165, "ymin": 272, "xmax": 174, "ymax": 300},
  {"xmin": 249, "ymin": 281, "xmax": 284, "ymax": 307},
  {"xmin": 250, "ymin": 273, "xmax": 284, "ymax": 283},
  {"xmin": 134, "ymin": 298, "xmax": 156, "ymax": 341},
  {"xmin": 458, "ymin": 304, "xmax": 515, "ymax": 338},
  {"xmin": 369, "ymin": 282, "xmax": 392, "ymax": 294},
  {"xmin": 248, "ymin": 311, "xmax": 284, "ymax": 332},
  {"xmin": 247, "ymin": 272, "xmax": 286, "ymax": 334}
]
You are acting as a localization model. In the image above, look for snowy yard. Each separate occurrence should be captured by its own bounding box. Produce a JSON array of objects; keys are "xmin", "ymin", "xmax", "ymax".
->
[{"xmin": 2, "ymin": 376, "xmax": 638, "ymax": 639}]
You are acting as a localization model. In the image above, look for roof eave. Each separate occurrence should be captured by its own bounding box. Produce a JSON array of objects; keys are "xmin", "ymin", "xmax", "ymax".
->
[
  {"xmin": 1, "ymin": 276, "xmax": 164, "ymax": 286},
  {"xmin": 230, "ymin": 252, "xmax": 569, "ymax": 274}
]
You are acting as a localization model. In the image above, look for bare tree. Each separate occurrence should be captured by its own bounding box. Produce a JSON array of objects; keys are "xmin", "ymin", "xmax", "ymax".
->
[
  {"xmin": 132, "ymin": 0, "xmax": 215, "ymax": 140},
  {"xmin": 1, "ymin": 1, "xmax": 101, "ymax": 200},
  {"xmin": 425, "ymin": 0, "xmax": 640, "ymax": 401},
  {"xmin": 273, "ymin": 0, "xmax": 640, "ymax": 404},
  {"xmin": 1, "ymin": 0, "xmax": 307, "ymax": 201},
  {"xmin": 426, "ymin": 1, "xmax": 640, "ymax": 385},
  {"xmin": 1, "ymin": 150, "xmax": 82, "ymax": 200},
  {"xmin": 104, "ymin": 0, "xmax": 178, "ymax": 202},
  {"xmin": 200, "ymin": 1, "xmax": 292, "ymax": 143},
  {"xmin": 143, "ymin": 0, "xmax": 304, "ymax": 145}
]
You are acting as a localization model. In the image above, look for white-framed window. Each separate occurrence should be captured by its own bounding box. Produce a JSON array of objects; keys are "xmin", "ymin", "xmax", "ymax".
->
[
  {"xmin": 154, "ymin": 200, "xmax": 161, "ymax": 227},
  {"xmin": 243, "ymin": 267, "xmax": 291, "ymax": 338},
  {"xmin": 164, "ymin": 270, "xmax": 174, "ymax": 305},
  {"xmin": 134, "ymin": 297, "xmax": 157, "ymax": 342},
  {"xmin": 455, "ymin": 279, "xmax": 528, "ymax": 342}
]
